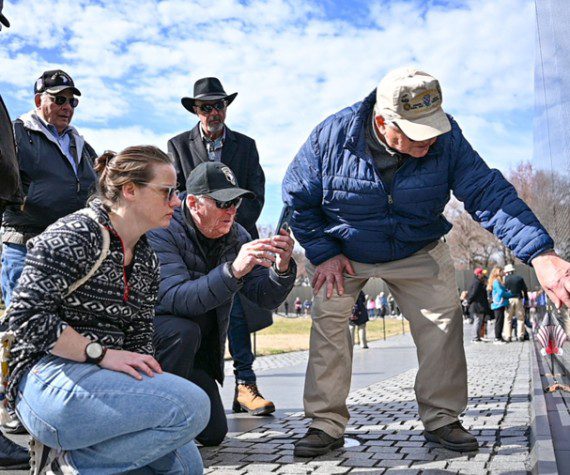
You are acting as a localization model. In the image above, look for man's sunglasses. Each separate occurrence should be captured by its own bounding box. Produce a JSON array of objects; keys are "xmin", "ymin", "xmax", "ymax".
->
[
  {"xmin": 49, "ymin": 95, "xmax": 79, "ymax": 108},
  {"xmin": 139, "ymin": 183, "xmax": 180, "ymax": 202},
  {"xmin": 209, "ymin": 196, "xmax": 242, "ymax": 209},
  {"xmin": 196, "ymin": 100, "xmax": 226, "ymax": 114}
]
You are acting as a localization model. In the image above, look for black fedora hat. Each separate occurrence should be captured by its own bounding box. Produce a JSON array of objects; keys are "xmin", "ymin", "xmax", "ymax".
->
[{"xmin": 181, "ymin": 77, "xmax": 238, "ymax": 114}]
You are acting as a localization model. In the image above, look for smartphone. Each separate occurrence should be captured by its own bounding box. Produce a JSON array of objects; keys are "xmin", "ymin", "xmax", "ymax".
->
[{"xmin": 275, "ymin": 205, "xmax": 293, "ymax": 235}]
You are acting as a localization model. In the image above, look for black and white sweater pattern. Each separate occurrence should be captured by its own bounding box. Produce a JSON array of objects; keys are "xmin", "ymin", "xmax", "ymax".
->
[{"xmin": 6, "ymin": 200, "xmax": 160, "ymax": 409}]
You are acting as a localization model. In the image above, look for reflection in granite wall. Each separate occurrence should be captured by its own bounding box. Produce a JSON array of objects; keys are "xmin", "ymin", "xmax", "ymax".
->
[{"xmin": 534, "ymin": 0, "xmax": 569, "ymax": 375}]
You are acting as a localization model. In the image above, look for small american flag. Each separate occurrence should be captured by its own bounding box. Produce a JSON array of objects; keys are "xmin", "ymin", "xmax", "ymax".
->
[{"xmin": 536, "ymin": 312, "xmax": 568, "ymax": 356}]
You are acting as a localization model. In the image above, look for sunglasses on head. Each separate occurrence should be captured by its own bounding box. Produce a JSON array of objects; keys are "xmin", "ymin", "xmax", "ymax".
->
[
  {"xmin": 196, "ymin": 100, "xmax": 226, "ymax": 114},
  {"xmin": 49, "ymin": 95, "xmax": 79, "ymax": 108},
  {"xmin": 209, "ymin": 196, "xmax": 242, "ymax": 209}
]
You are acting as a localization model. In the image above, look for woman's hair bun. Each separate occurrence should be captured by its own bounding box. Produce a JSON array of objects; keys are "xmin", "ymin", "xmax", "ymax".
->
[{"xmin": 94, "ymin": 150, "xmax": 117, "ymax": 173}]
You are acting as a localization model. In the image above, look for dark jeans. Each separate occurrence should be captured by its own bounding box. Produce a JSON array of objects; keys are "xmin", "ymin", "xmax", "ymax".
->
[
  {"xmin": 228, "ymin": 295, "xmax": 256, "ymax": 383},
  {"xmin": 153, "ymin": 316, "xmax": 227, "ymax": 446},
  {"xmin": 494, "ymin": 307, "xmax": 506, "ymax": 340}
]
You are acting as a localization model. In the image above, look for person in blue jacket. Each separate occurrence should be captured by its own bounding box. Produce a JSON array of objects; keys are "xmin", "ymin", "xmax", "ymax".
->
[
  {"xmin": 487, "ymin": 267, "xmax": 514, "ymax": 344},
  {"xmin": 282, "ymin": 67, "xmax": 570, "ymax": 456}
]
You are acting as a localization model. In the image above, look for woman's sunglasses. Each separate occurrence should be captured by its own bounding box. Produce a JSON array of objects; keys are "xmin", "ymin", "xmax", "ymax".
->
[{"xmin": 139, "ymin": 183, "xmax": 180, "ymax": 202}]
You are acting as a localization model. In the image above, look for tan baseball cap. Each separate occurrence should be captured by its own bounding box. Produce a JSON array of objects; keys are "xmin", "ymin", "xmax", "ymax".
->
[{"xmin": 375, "ymin": 67, "xmax": 451, "ymax": 141}]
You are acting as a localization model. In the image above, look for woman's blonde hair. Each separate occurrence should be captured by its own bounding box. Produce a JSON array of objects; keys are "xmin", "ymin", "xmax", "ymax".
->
[
  {"xmin": 487, "ymin": 266, "xmax": 503, "ymax": 292},
  {"xmin": 93, "ymin": 145, "xmax": 173, "ymax": 207}
]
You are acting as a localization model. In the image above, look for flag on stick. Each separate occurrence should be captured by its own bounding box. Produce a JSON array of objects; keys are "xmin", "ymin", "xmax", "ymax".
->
[{"xmin": 536, "ymin": 312, "xmax": 567, "ymax": 356}]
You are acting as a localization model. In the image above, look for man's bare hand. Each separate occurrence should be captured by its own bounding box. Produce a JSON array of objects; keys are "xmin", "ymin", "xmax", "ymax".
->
[
  {"xmin": 311, "ymin": 254, "xmax": 355, "ymax": 299},
  {"xmin": 99, "ymin": 350, "xmax": 163, "ymax": 380},
  {"xmin": 231, "ymin": 238, "xmax": 283, "ymax": 279},
  {"xmin": 531, "ymin": 251, "xmax": 570, "ymax": 308},
  {"xmin": 272, "ymin": 228, "xmax": 295, "ymax": 273}
]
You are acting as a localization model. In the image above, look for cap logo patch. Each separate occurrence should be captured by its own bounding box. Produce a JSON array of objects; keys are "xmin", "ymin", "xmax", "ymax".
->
[
  {"xmin": 221, "ymin": 166, "xmax": 236, "ymax": 185},
  {"xmin": 400, "ymin": 88, "xmax": 441, "ymax": 116}
]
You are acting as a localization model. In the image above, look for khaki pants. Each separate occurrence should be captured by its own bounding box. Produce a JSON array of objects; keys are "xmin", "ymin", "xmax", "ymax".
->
[
  {"xmin": 304, "ymin": 241, "xmax": 467, "ymax": 438},
  {"xmin": 504, "ymin": 297, "xmax": 525, "ymax": 340}
]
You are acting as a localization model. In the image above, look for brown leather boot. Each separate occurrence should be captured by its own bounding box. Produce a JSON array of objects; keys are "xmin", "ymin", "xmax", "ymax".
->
[{"xmin": 232, "ymin": 383, "xmax": 275, "ymax": 416}]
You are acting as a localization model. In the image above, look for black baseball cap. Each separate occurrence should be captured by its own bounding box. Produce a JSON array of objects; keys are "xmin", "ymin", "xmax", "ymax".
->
[
  {"xmin": 34, "ymin": 69, "xmax": 81, "ymax": 96},
  {"xmin": 185, "ymin": 162, "xmax": 255, "ymax": 202}
]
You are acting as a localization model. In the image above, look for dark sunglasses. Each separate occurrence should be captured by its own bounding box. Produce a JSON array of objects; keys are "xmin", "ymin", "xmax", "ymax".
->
[
  {"xmin": 196, "ymin": 100, "xmax": 226, "ymax": 114},
  {"xmin": 49, "ymin": 95, "xmax": 79, "ymax": 108},
  {"xmin": 209, "ymin": 196, "xmax": 242, "ymax": 209}
]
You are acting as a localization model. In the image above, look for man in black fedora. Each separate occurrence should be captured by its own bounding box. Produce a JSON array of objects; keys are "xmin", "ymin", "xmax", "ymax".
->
[{"xmin": 167, "ymin": 77, "xmax": 274, "ymax": 416}]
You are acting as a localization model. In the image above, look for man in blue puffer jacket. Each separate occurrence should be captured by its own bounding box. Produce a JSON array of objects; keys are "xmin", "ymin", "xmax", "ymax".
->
[{"xmin": 283, "ymin": 67, "xmax": 570, "ymax": 455}]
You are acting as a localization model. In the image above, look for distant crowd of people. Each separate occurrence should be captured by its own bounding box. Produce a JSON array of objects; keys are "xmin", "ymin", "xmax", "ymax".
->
[{"xmin": 460, "ymin": 265, "xmax": 547, "ymax": 344}]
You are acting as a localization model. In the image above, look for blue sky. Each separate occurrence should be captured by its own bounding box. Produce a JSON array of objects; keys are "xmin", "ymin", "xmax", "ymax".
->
[{"xmin": 0, "ymin": 0, "xmax": 535, "ymax": 226}]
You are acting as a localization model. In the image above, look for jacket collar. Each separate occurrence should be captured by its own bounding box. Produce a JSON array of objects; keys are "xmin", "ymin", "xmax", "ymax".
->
[
  {"xmin": 19, "ymin": 110, "xmax": 85, "ymax": 162},
  {"xmin": 344, "ymin": 90, "xmax": 376, "ymax": 156},
  {"xmin": 188, "ymin": 123, "xmax": 239, "ymax": 169}
]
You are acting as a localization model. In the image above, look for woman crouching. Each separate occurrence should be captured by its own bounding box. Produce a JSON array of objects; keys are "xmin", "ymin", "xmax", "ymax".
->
[{"xmin": 6, "ymin": 146, "xmax": 209, "ymax": 474}]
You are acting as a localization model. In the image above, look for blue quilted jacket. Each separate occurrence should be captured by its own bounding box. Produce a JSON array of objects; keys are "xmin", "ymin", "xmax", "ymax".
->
[{"xmin": 282, "ymin": 91, "xmax": 554, "ymax": 266}]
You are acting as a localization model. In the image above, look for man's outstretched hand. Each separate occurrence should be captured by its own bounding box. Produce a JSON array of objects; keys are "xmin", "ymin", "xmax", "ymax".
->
[
  {"xmin": 532, "ymin": 251, "xmax": 570, "ymax": 309},
  {"xmin": 312, "ymin": 254, "xmax": 355, "ymax": 299}
]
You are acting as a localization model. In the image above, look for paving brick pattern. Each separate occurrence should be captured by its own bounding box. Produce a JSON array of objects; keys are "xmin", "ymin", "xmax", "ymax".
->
[{"xmin": 206, "ymin": 340, "xmax": 532, "ymax": 474}]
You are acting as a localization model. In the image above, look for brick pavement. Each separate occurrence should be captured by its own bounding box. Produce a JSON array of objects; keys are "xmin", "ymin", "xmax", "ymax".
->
[{"xmin": 205, "ymin": 339, "xmax": 533, "ymax": 474}]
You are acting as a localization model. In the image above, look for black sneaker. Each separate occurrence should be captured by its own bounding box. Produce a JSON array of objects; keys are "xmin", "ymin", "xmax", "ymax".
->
[
  {"xmin": 0, "ymin": 434, "xmax": 29, "ymax": 469},
  {"xmin": 29, "ymin": 438, "xmax": 77, "ymax": 475},
  {"xmin": 423, "ymin": 421, "xmax": 479, "ymax": 452},
  {"xmin": 1, "ymin": 416, "xmax": 28, "ymax": 434},
  {"xmin": 293, "ymin": 428, "xmax": 344, "ymax": 457}
]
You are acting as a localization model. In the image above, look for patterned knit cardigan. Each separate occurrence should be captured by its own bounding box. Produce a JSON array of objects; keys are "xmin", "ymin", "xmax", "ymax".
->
[{"xmin": 6, "ymin": 200, "xmax": 160, "ymax": 410}]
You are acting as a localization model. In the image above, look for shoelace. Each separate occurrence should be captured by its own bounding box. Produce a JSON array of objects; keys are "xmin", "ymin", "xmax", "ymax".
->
[{"xmin": 241, "ymin": 383, "xmax": 263, "ymax": 399}]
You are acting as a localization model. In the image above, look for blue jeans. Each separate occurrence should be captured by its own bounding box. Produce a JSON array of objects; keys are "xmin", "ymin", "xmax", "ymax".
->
[
  {"xmin": 16, "ymin": 356, "xmax": 210, "ymax": 474},
  {"xmin": 228, "ymin": 295, "xmax": 256, "ymax": 383},
  {"xmin": 0, "ymin": 242, "xmax": 27, "ymax": 308}
]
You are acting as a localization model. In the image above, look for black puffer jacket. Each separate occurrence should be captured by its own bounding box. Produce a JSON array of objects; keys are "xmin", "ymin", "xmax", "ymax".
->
[{"xmin": 147, "ymin": 196, "xmax": 296, "ymax": 383}]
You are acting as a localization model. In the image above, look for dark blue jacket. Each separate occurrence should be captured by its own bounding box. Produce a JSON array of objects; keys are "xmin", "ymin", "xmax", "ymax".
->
[
  {"xmin": 147, "ymin": 198, "xmax": 296, "ymax": 382},
  {"xmin": 282, "ymin": 91, "xmax": 554, "ymax": 266},
  {"xmin": 2, "ymin": 111, "xmax": 97, "ymax": 238}
]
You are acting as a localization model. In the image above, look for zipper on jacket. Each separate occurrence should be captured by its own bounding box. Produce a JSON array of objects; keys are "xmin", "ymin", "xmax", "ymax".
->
[{"xmin": 108, "ymin": 226, "xmax": 130, "ymax": 302}]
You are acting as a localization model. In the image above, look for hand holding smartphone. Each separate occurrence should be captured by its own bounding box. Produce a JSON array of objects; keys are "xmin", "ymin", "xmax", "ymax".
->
[{"xmin": 275, "ymin": 205, "xmax": 293, "ymax": 235}]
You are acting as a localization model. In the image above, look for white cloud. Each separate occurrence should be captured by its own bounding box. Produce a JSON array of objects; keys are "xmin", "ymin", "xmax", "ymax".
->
[{"xmin": 1, "ymin": 0, "xmax": 535, "ymax": 194}]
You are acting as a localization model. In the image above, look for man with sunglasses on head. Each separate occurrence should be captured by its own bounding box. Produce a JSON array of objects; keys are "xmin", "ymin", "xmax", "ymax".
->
[
  {"xmin": 283, "ymin": 66, "xmax": 570, "ymax": 457},
  {"xmin": 1, "ymin": 69, "xmax": 97, "ymax": 312},
  {"xmin": 148, "ymin": 161, "xmax": 295, "ymax": 446},
  {"xmin": 167, "ymin": 77, "xmax": 274, "ymax": 417}
]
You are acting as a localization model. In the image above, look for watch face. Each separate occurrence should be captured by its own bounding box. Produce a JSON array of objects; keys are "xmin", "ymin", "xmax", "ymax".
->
[{"xmin": 86, "ymin": 343, "xmax": 103, "ymax": 359}]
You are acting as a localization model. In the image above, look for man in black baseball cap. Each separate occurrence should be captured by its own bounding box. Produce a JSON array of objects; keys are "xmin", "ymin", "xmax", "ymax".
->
[
  {"xmin": 148, "ymin": 161, "xmax": 296, "ymax": 446},
  {"xmin": 1, "ymin": 65, "xmax": 97, "ymax": 342},
  {"xmin": 34, "ymin": 69, "xmax": 81, "ymax": 97}
]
